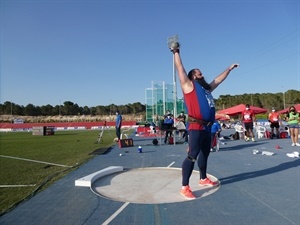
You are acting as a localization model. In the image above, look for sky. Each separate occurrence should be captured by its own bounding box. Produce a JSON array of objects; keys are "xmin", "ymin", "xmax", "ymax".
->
[{"xmin": 1, "ymin": 0, "xmax": 299, "ymax": 108}]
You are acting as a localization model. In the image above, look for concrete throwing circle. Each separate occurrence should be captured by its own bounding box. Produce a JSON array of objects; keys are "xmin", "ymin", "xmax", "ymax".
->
[{"xmin": 91, "ymin": 167, "xmax": 220, "ymax": 204}]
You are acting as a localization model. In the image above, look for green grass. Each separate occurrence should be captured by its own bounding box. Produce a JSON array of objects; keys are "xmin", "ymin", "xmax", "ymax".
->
[{"xmin": 0, "ymin": 129, "xmax": 132, "ymax": 215}]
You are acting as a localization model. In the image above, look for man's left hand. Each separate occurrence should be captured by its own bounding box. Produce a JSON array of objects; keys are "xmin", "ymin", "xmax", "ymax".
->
[{"xmin": 229, "ymin": 63, "xmax": 239, "ymax": 71}]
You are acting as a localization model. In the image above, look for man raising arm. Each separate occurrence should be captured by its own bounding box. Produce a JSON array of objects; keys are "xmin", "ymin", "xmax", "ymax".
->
[{"xmin": 170, "ymin": 42, "xmax": 239, "ymax": 200}]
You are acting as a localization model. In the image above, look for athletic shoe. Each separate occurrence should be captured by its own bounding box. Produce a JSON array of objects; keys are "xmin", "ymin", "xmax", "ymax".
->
[
  {"xmin": 292, "ymin": 143, "xmax": 296, "ymax": 146},
  {"xmin": 210, "ymin": 148, "xmax": 214, "ymax": 152},
  {"xmin": 252, "ymin": 138, "xmax": 255, "ymax": 142},
  {"xmin": 245, "ymin": 137, "xmax": 250, "ymax": 142},
  {"xmin": 199, "ymin": 178, "xmax": 219, "ymax": 186},
  {"xmin": 180, "ymin": 186, "xmax": 196, "ymax": 200},
  {"xmin": 296, "ymin": 143, "xmax": 300, "ymax": 147}
]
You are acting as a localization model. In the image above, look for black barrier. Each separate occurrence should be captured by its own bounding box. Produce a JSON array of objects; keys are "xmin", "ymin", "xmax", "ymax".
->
[
  {"xmin": 44, "ymin": 126, "xmax": 54, "ymax": 136},
  {"xmin": 32, "ymin": 126, "xmax": 55, "ymax": 136}
]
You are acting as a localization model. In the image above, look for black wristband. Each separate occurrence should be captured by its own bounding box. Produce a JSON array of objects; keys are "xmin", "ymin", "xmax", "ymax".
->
[{"xmin": 171, "ymin": 48, "xmax": 180, "ymax": 54}]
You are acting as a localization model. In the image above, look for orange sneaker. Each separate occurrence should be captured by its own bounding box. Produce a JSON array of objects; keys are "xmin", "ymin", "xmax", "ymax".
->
[
  {"xmin": 199, "ymin": 178, "xmax": 219, "ymax": 186},
  {"xmin": 180, "ymin": 186, "xmax": 196, "ymax": 200}
]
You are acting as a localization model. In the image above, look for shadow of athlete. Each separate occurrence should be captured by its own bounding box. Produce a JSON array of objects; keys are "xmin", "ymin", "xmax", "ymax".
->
[{"xmin": 219, "ymin": 158, "xmax": 300, "ymax": 185}]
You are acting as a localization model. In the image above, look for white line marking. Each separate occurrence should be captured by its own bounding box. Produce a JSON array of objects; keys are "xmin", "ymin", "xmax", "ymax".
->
[
  {"xmin": 102, "ymin": 164, "xmax": 175, "ymax": 224},
  {"xmin": 246, "ymin": 191, "xmax": 297, "ymax": 225},
  {"xmin": 167, "ymin": 161, "xmax": 175, "ymax": 167},
  {"xmin": 214, "ymin": 169, "xmax": 297, "ymax": 225},
  {"xmin": 0, "ymin": 155, "xmax": 72, "ymax": 168},
  {"xmin": 0, "ymin": 184, "xmax": 36, "ymax": 188},
  {"xmin": 102, "ymin": 202, "xmax": 130, "ymax": 225}
]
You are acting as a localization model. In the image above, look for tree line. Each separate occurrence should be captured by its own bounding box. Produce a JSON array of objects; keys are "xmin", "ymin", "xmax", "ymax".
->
[
  {"xmin": 0, "ymin": 90, "xmax": 299, "ymax": 117},
  {"xmin": 216, "ymin": 90, "xmax": 299, "ymax": 112},
  {"xmin": 0, "ymin": 101, "xmax": 146, "ymax": 116}
]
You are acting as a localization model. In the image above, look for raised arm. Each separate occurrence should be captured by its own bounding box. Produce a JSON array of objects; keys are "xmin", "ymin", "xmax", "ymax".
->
[
  {"xmin": 209, "ymin": 64, "xmax": 239, "ymax": 92},
  {"xmin": 171, "ymin": 43, "xmax": 193, "ymax": 94}
]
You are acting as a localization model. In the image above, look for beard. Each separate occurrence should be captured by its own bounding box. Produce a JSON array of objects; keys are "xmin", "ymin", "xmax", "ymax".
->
[{"xmin": 195, "ymin": 77, "xmax": 211, "ymax": 90}]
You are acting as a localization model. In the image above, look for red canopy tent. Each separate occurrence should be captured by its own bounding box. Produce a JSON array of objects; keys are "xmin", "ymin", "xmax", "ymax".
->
[
  {"xmin": 217, "ymin": 104, "xmax": 267, "ymax": 116},
  {"xmin": 277, "ymin": 104, "xmax": 300, "ymax": 114},
  {"xmin": 215, "ymin": 113, "xmax": 231, "ymax": 121}
]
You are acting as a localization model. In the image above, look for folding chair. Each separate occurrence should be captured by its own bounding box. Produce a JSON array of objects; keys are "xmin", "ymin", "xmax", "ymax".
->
[
  {"xmin": 256, "ymin": 126, "xmax": 266, "ymax": 139},
  {"xmin": 234, "ymin": 124, "xmax": 245, "ymax": 140}
]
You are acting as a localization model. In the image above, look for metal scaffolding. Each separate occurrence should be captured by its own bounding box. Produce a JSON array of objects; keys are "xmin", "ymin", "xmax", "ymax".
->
[{"xmin": 145, "ymin": 81, "xmax": 184, "ymax": 123}]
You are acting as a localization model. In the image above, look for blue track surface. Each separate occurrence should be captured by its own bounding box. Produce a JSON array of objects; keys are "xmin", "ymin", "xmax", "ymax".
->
[{"xmin": 0, "ymin": 129, "xmax": 299, "ymax": 225}]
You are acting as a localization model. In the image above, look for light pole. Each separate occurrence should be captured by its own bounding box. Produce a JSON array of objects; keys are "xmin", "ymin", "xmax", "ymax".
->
[
  {"xmin": 110, "ymin": 99, "xmax": 112, "ymax": 121},
  {"xmin": 167, "ymin": 35, "xmax": 178, "ymax": 118},
  {"xmin": 10, "ymin": 100, "xmax": 13, "ymax": 124},
  {"xmin": 281, "ymin": 86, "xmax": 286, "ymax": 109},
  {"xmin": 59, "ymin": 99, "xmax": 61, "ymax": 116}
]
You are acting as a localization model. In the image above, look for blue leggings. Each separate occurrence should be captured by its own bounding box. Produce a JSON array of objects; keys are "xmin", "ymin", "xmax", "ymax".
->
[{"xmin": 182, "ymin": 130, "xmax": 211, "ymax": 186}]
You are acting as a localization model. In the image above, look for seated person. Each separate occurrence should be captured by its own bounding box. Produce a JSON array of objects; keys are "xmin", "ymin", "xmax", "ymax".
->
[
  {"xmin": 149, "ymin": 122, "xmax": 156, "ymax": 133},
  {"xmin": 177, "ymin": 111, "xmax": 188, "ymax": 142}
]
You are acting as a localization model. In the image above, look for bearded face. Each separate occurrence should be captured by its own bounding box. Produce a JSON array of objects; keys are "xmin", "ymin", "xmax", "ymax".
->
[{"xmin": 194, "ymin": 77, "xmax": 211, "ymax": 91}]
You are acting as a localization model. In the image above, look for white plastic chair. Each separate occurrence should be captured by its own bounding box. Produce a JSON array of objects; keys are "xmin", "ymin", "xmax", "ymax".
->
[
  {"xmin": 256, "ymin": 126, "xmax": 266, "ymax": 139},
  {"xmin": 234, "ymin": 124, "xmax": 245, "ymax": 140},
  {"xmin": 149, "ymin": 125, "xmax": 156, "ymax": 134},
  {"xmin": 120, "ymin": 133, "xmax": 128, "ymax": 139}
]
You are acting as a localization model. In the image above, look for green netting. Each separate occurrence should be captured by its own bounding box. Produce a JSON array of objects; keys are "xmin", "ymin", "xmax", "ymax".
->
[{"xmin": 145, "ymin": 81, "xmax": 185, "ymax": 123}]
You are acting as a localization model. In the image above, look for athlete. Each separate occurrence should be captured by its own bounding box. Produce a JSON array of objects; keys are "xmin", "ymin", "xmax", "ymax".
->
[{"xmin": 170, "ymin": 42, "xmax": 239, "ymax": 199}]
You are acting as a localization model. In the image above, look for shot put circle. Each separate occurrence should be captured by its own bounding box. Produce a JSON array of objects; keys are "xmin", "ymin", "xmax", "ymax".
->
[{"xmin": 91, "ymin": 167, "xmax": 220, "ymax": 204}]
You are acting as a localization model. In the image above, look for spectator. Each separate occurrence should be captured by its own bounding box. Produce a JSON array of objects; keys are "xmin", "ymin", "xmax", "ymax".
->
[
  {"xmin": 286, "ymin": 106, "xmax": 300, "ymax": 146},
  {"xmin": 177, "ymin": 111, "xmax": 188, "ymax": 142},
  {"xmin": 241, "ymin": 104, "xmax": 256, "ymax": 142},
  {"xmin": 163, "ymin": 110, "xmax": 173, "ymax": 119},
  {"xmin": 115, "ymin": 110, "xmax": 122, "ymax": 141},
  {"xmin": 163, "ymin": 114, "xmax": 174, "ymax": 144},
  {"xmin": 211, "ymin": 120, "xmax": 222, "ymax": 151},
  {"xmin": 268, "ymin": 107, "xmax": 281, "ymax": 139}
]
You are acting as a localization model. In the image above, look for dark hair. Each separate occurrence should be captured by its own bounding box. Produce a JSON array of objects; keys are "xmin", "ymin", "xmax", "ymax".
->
[
  {"xmin": 246, "ymin": 104, "xmax": 250, "ymax": 108},
  {"xmin": 289, "ymin": 106, "xmax": 295, "ymax": 111},
  {"xmin": 188, "ymin": 69, "xmax": 197, "ymax": 80}
]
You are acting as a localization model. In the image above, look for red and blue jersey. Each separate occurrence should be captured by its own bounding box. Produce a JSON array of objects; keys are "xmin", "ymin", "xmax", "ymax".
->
[{"xmin": 184, "ymin": 81, "xmax": 215, "ymax": 131}]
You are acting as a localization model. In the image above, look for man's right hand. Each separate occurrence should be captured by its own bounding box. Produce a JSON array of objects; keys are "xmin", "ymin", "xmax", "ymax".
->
[{"xmin": 170, "ymin": 42, "xmax": 180, "ymax": 53}]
